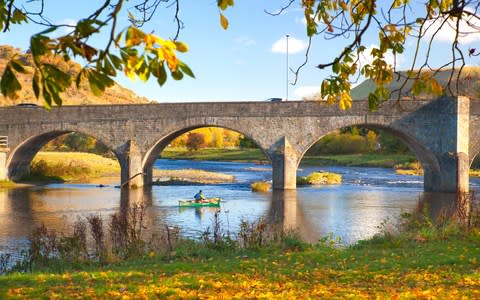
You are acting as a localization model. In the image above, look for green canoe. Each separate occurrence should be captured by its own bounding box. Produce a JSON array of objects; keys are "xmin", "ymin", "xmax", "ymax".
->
[{"xmin": 178, "ymin": 197, "xmax": 221, "ymax": 207}]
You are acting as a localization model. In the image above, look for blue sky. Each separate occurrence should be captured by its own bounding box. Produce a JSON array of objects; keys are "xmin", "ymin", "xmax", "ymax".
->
[{"xmin": 2, "ymin": 1, "xmax": 480, "ymax": 103}]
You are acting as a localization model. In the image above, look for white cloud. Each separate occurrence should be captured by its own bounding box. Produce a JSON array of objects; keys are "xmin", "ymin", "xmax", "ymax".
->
[
  {"xmin": 62, "ymin": 19, "xmax": 77, "ymax": 34},
  {"xmin": 295, "ymin": 16, "xmax": 306, "ymax": 25},
  {"xmin": 234, "ymin": 36, "xmax": 256, "ymax": 47},
  {"xmin": 422, "ymin": 12, "xmax": 480, "ymax": 44},
  {"xmin": 271, "ymin": 36, "xmax": 308, "ymax": 54},
  {"xmin": 293, "ymin": 86, "xmax": 320, "ymax": 99}
]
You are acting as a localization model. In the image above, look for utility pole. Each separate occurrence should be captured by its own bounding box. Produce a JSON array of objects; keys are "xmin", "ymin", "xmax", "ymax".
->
[{"xmin": 285, "ymin": 34, "xmax": 289, "ymax": 101}]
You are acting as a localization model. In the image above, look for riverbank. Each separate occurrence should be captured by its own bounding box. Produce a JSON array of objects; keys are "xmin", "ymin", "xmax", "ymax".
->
[
  {"xmin": 11, "ymin": 152, "xmax": 237, "ymax": 185},
  {"xmin": 152, "ymin": 169, "xmax": 235, "ymax": 184},
  {"xmin": 162, "ymin": 147, "xmax": 417, "ymax": 168},
  {"xmin": 27, "ymin": 151, "xmax": 121, "ymax": 182},
  {"xmin": 1, "ymin": 233, "xmax": 478, "ymax": 298}
]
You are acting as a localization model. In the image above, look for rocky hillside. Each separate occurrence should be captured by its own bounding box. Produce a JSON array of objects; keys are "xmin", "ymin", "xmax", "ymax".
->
[
  {"xmin": 0, "ymin": 45, "xmax": 150, "ymax": 106},
  {"xmin": 351, "ymin": 66, "xmax": 480, "ymax": 100}
]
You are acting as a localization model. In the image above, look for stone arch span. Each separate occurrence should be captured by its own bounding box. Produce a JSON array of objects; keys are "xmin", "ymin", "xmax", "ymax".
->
[
  {"xmin": 297, "ymin": 123, "xmax": 441, "ymax": 191},
  {"xmin": 7, "ymin": 129, "xmax": 117, "ymax": 181},
  {"xmin": 141, "ymin": 124, "xmax": 270, "ymax": 184}
]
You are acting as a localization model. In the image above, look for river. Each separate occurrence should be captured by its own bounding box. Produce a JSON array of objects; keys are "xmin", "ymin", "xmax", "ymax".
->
[{"xmin": 1, "ymin": 159, "xmax": 479, "ymax": 257}]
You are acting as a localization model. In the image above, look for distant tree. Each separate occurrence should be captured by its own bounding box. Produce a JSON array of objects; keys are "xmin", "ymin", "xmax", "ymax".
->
[
  {"xmin": 378, "ymin": 131, "xmax": 410, "ymax": 153},
  {"xmin": 239, "ymin": 135, "xmax": 257, "ymax": 149},
  {"xmin": 186, "ymin": 132, "xmax": 205, "ymax": 151}
]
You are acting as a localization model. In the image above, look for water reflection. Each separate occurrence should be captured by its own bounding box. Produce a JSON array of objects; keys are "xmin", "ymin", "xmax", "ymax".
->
[
  {"xmin": 1, "ymin": 161, "xmax": 479, "ymax": 256},
  {"xmin": 416, "ymin": 192, "xmax": 474, "ymax": 226},
  {"xmin": 269, "ymin": 190, "xmax": 320, "ymax": 243}
]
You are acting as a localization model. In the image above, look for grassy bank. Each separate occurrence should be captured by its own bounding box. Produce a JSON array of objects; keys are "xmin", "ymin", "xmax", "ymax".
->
[
  {"xmin": 152, "ymin": 169, "xmax": 234, "ymax": 184},
  {"xmin": 1, "ymin": 234, "xmax": 478, "ymax": 298},
  {"xmin": 161, "ymin": 147, "xmax": 417, "ymax": 168},
  {"xmin": 161, "ymin": 147, "xmax": 267, "ymax": 163},
  {"xmin": 301, "ymin": 153, "xmax": 416, "ymax": 168},
  {"xmin": 26, "ymin": 152, "xmax": 120, "ymax": 182}
]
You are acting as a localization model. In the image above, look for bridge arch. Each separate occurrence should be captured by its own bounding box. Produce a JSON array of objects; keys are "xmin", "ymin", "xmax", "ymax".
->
[
  {"xmin": 141, "ymin": 124, "xmax": 270, "ymax": 184},
  {"xmin": 7, "ymin": 129, "xmax": 117, "ymax": 181},
  {"xmin": 297, "ymin": 123, "xmax": 441, "ymax": 190}
]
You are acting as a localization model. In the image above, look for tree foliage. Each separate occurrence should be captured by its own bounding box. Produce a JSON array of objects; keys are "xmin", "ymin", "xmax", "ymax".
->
[
  {"xmin": 170, "ymin": 127, "xmax": 243, "ymax": 148},
  {"xmin": 186, "ymin": 132, "xmax": 205, "ymax": 151},
  {"xmin": 271, "ymin": 0, "xmax": 480, "ymax": 110},
  {"xmin": 0, "ymin": 0, "xmax": 233, "ymax": 108},
  {"xmin": 0, "ymin": 0, "xmax": 477, "ymax": 110}
]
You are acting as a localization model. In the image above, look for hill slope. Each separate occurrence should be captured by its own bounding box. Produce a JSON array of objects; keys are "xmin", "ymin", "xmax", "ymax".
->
[
  {"xmin": 0, "ymin": 45, "xmax": 150, "ymax": 106},
  {"xmin": 351, "ymin": 66, "xmax": 480, "ymax": 100}
]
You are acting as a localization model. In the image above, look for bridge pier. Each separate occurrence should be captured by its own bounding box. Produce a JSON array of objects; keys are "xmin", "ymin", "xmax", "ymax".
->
[
  {"xmin": 424, "ymin": 152, "xmax": 470, "ymax": 193},
  {"xmin": 116, "ymin": 141, "xmax": 144, "ymax": 189},
  {"xmin": 0, "ymin": 148, "xmax": 8, "ymax": 181},
  {"xmin": 269, "ymin": 137, "xmax": 298, "ymax": 190},
  {"xmin": 395, "ymin": 96, "xmax": 470, "ymax": 194}
]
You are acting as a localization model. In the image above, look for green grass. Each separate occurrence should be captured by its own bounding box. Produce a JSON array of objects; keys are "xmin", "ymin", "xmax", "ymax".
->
[
  {"xmin": 161, "ymin": 147, "xmax": 267, "ymax": 162},
  {"xmin": 162, "ymin": 148, "xmax": 417, "ymax": 169},
  {"xmin": 301, "ymin": 153, "xmax": 417, "ymax": 168},
  {"xmin": 1, "ymin": 233, "xmax": 478, "ymax": 299},
  {"xmin": 26, "ymin": 151, "xmax": 120, "ymax": 182}
]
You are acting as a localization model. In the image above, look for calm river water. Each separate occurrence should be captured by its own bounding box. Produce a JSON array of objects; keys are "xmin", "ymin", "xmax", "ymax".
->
[{"xmin": 1, "ymin": 159, "xmax": 479, "ymax": 256}]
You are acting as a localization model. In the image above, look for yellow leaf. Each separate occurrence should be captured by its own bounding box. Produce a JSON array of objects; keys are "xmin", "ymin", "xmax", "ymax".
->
[
  {"xmin": 430, "ymin": 78, "xmax": 443, "ymax": 95},
  {"xmin": 339, "ymin": 92, "xmax": 352, "ymax": 110},
  {"xmin": 326, "ymin": 95, "xmax": 336, "ymax": 105},
  {"xmin": 174, "ymin": 41, "xmax": 189, "ymax": 52},
  {"xmin": 220, "ymin": 13, "xmax": 229, "ymax": 30}
]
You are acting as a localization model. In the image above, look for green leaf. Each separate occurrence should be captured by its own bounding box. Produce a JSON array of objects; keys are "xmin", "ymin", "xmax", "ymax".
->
[
  {"xmin": 12, "ymin": 9, "xmax": 27, "ymax": 24},
  {"xmin": 76, "ymin": 19, "xmax": 100, "ymax": 37},
  {"xmin": 32, "ymin": 70, "xmax": 41, "ymax": 99},
  {"xmin": 0, "ymin": 65, "xmax": 21, "ymax": 99},
  {"xmin": 332, "ymin": 61, "xmax": 340, "ymax": 73},
  {"xmin": 42, "ymin": 89, "xmax": 52, "ymax": 110},
  {"xmin": 10, "ymin": 58, "xmax": 27, "ymax": 73},
  {"xmin": 108, "ymin": 54, "xmax": 123, "ymax": 70},
  {"xmin": 368, "ymin": 93, "xmax": 379, "ymax": 111},
  {"xmin": 178, "ymin": 62, "xmax": 195, "ymax": 78},
  {"xmin": 157, "ymin": 63, "xmax": 167, "ymax": 86},
  {"xmin": 102, "ymin": 57, "xmax": 117, "ymax": 77},
  {"xmin": 43, "ymin": 64, "xmax": 71, "ymax": 90},
  {"xmin": 171, "ymin": 70, "xmax": 183, "ymax": 80}
]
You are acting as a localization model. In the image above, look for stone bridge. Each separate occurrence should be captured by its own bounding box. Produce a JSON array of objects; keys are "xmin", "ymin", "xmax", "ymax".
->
[{"xmin": 0, "ymin": 96, "xmax": 476, "ymax": 193}]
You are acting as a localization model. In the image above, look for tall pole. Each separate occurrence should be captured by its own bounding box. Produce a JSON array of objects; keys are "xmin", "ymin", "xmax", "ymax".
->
[{"xmin": 286, "ymin": 34, "xmax": 289, "ymax": 101}]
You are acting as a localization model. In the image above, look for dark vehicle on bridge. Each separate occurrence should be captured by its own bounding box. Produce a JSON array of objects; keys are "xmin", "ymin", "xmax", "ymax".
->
[
  {"xmin": 266, "ymin": 98, "xmax": 283, "ymax": 102},
  {"xmin": 15, "ymin": 103, "xmax": 38, "ymax": 107}
]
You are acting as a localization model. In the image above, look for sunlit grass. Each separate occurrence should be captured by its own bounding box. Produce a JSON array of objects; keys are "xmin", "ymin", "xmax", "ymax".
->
[
  {"xmin": 28, "ymin": 152, "xmax": 120, "ymax": 182},
  {"xmin": 1, "ymin": 235, "xmax": 478, "ymax": 299},
  {"xmin": 0, "ymin": 180, "xmax": 16, "ymax": 188},
  {"xmin": 301, "ymin": 153, "xmax": 416, "ymax": 168},
  {"xmin": 297, "ymin": 172, "xmax": 342, "ymax": 185},
  {"xmin": 161, "ymin": 147, "xmax": 267, "ymax": 163},
  {"xmin": 250, "ymin": 181, "xmax": 271, "ymax": 192},
  {"xmin": 153, "ymin": 169, "xmax": 234, "ymax": 184}
]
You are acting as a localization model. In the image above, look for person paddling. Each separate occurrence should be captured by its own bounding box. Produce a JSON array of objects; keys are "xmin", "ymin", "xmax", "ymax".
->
[{"xmin": 194, "ymin": 190, "xmax": 206, "ymax": 203}]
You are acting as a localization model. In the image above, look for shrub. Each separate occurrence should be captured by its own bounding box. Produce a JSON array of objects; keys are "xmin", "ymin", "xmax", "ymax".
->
[
  {"xmin": 186, "ymin": 132, "xmax": 205, "ymax": 151},
  {"xmin": 394, "ymin": 161, "xmax": 423, "ymax": 176},
  {"xmin": 297, "ymin": 172, "xmax": 342, "ymax": 185},
  {"xmin": 251, "ymin": 181, "xmax": 271, "ymax": 192}
]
